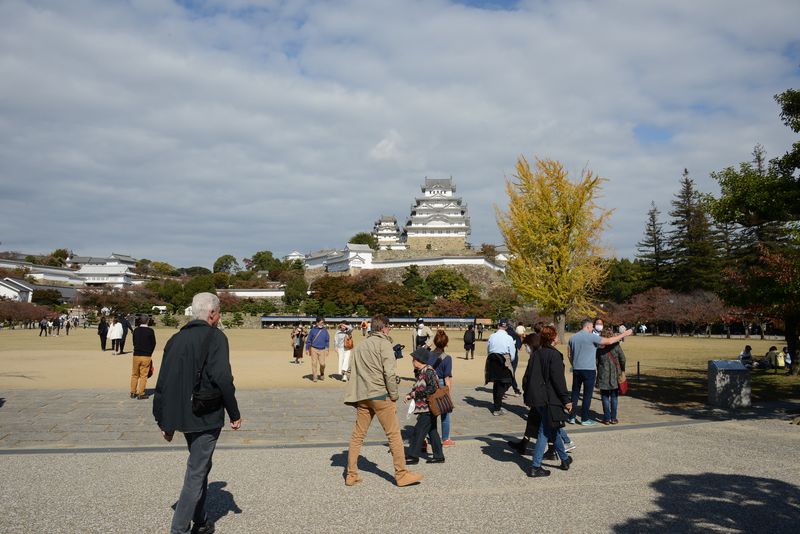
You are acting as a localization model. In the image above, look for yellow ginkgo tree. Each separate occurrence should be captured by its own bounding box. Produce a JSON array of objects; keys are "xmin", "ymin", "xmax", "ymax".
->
[{"xmin": 496, "ymin": 157, "xmax": 611, "ymax": 338}]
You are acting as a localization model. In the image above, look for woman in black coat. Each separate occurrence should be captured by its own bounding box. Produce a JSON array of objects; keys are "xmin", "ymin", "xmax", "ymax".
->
[{"xmin": 522, "ymin": 325, "xmax": 573, "ymax": 478}]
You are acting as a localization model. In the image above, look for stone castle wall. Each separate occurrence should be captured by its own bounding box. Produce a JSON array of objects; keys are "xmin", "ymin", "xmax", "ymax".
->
[{"xmin": 405, "ymin": 235, "xmax": 466, "ymax": 252}]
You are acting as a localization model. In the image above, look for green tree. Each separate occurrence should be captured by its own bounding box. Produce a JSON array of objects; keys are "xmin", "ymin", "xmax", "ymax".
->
[
  {"xmin": 600, "ymin": 258, "xmax": 647, "ymax": 304},
  {"xmin": 496, "ymin": 157, "xmax": 610, "ymax": 337},
  {"xmin": 32, "ymin": 289, "xmax": 63, "ymax": 306},
  {"xmin": 184, "ymin": 275, "xmax": 217, "ymax": 297},
  {"xmin": 213, "ymin": 254, "xmax": 240, "ymax": 274},
  {"xmin": 348, "ymin": 232, "xmax": 378, "ymax": 250},
  {"xmin": 666, "ymin": 169, "xmax": 718, "ymax": 292},
  {"xmin": 135, "ymin": 259, "xmax": 152, "ymax": 275},
  {"xmin": 244, "ymin": 250, "xmax": 281, "ymax": 273},
  {"xmin": 283, "ymin": 274, "xmax": 308, "ymax": 306},
  {"xmin": 180, "ymin": 266, "xmax": 212, "ymax": 277},
  {"xmin": 402, "ymin": 265, "xmax": 432, "ymax": 302},
  {"xmin": 151, "ymin": 261, "xmax": 177, "ymax": 277},
  {"xmin": 425, "ymin": 268, "xmax": 475, "ymax": 301},
  {"xmin": 636, "ymin": 201, "xmax": 668, "ymax": 288}
]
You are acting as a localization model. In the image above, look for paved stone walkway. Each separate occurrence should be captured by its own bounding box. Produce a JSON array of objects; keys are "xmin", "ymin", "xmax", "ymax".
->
[{"xmin": 1, "ymin": 386, "xmax": 797, "ymax": 450}]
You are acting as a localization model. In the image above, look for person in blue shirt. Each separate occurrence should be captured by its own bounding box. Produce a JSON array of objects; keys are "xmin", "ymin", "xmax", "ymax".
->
[
  {"xmin": 306, "ymin": 317, "xmax": 330, "ymax": 382},
  {"xmin": 484, "ymin": 319, "xmax": 516, "ymax": 415},
  {"xmin": 567, "ymin": 318, "xmax": 631, "ymax": 425}
]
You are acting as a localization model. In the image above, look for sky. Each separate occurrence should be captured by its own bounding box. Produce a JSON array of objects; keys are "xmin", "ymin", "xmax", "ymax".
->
[{"xmin": 1, "ymin": 0, "xmax": 799, "ymax": 268}]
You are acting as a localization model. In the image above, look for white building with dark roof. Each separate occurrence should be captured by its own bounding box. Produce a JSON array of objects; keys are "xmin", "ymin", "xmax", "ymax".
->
[
  {"xmin": 75, "ymin": 264, "xmax": 134, "ymax": 288},
  {"xmin": 403, "ymin": 177, "xmax": 470, "ymax": 252},
  {"xmin": 0, "ymin": 278, "xmax": 33, "ymax": 302},
  {"xmin": 0, "ymin": 258, "xmax": 84, "ymax": 285},
  {"xmin": 372, "ymin": 215, "xmax": 407, "ymax": 250}
]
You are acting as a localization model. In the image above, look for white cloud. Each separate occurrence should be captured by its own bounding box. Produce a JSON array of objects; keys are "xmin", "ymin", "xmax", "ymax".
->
[{"xmin": 0, "ymin": 0, "xmax": 798, "ymax": 266}]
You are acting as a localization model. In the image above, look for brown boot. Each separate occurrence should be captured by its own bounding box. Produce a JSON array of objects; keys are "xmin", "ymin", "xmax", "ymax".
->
[
  {"xmin": 345, "ymin": 473, "xmax": 363, "ymax": 486},
  {"xmin": 395, "ymin": 471, "xmax": 423, "ymax": 487}
]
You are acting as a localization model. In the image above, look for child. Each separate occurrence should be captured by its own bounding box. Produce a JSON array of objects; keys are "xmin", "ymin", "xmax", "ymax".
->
[{"xmin": 403, "ymin": 348, "xmax": 445, "ymax": 465}]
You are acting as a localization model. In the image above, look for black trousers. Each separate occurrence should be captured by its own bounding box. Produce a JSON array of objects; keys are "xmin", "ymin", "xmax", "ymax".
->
[
  {"xmin": 492, "ymin": 381, "xmax": 510, "ymax": 411},
  {"xmin": 100, "ymin": 335, "xmax": 107, "ymax": 351},
  {"xmin": 409, "ymin": 411, "xmax": 444, "ymax": 460},
  {"xmin": 119, "ymin": 335, "xmax": 128, "ymax": 353}
]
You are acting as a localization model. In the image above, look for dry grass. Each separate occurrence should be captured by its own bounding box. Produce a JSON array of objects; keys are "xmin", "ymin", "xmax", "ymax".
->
[{"xmin": 0, "ymin": 327, "xmax": 796, "ymax": 404}]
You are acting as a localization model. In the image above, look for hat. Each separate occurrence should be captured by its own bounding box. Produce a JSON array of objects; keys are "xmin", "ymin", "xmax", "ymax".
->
[
  {"xmin": 416, "ymin": 318, "xmax": 424, "ymax": 324},
  {"xmin": 498, "ymin": 318, "xmax": 509, "ymax": 327},
  {"xmin": 411, "ymin": 347, "xmax": 433, "ymax": 364}
]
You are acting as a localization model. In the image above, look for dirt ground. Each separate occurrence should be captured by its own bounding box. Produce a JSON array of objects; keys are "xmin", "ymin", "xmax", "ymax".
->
[{"xmin": 0, "ymin": 326, "xmax": 785, "ymax": 392}]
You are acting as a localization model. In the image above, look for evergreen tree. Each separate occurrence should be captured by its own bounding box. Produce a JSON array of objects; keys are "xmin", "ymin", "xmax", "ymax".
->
[
  {"xmin": 636, "ymin": 201, "xmax": 668, "ymax": 288},
  {"xmin": 665, "ymin": 170, "xmax": 718, "ymax": 292}
]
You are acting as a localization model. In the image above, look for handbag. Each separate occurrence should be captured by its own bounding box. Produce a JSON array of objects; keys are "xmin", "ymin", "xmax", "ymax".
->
[
  {"xmin": 428, "ymin": 375, "xmax": 454, "ymax": 417},
  {"xmin": 343, "ymin": 334, "xmax": 354, "ymax": 350},
  {"xmin": 191, "ymin": 329, "xmax": 223, "ymax": 416},
  {"xmin": 609, "ymin": 352, "xmax": 628, "ymax": 396},
  {"xmin": 147, "ymin": 360, "xmax": 154, "ymax": 378}
]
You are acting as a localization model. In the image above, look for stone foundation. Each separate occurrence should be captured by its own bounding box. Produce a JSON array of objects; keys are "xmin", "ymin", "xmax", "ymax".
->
[{"xmin": 405, "ymin": 235, "xmax": 466, "ymax": 252}]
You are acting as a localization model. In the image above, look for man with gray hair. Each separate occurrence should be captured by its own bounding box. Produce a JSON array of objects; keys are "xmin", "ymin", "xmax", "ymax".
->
[{"xmin": 153, "ymin": 292, "xmax": 242, "ymax": 534}]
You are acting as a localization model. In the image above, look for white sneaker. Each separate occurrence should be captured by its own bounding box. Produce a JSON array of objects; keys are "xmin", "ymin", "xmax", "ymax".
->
[
  {"xmin": 564, "ymin": 442, "xmax": 577, "ymax": 452},
  {"xmin": 342, "ymin": 376, "xmax": 348, "ymax": 382}
]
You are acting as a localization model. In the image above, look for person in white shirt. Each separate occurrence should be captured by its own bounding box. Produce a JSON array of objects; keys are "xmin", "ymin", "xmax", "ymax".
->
[
  {"xmin": 108, "ymin": 317, "xmax": 124, "ymax": 355},
  {"xmin": 485, "ymin": 319, "xmax": 516, "ymax": 415},
  {"xmin": 334, "ymin": 322, "xmax": 354, "ymax": 381}
]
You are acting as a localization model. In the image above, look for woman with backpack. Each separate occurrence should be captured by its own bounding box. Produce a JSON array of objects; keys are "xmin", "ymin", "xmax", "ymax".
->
[
  {"xmin": 335, "ymin": 322, "xmax": 354, "ymax": 381},
  {"xmin": 463, "ymin": 324, "xmax": 476, "ymax": 360}
]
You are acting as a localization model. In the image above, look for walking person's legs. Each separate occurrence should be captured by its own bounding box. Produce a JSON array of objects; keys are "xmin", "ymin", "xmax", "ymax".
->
[
  {"xmin": 570, "ymin": 371, "xmax": 584, "ymax": 422},
  {"xmin": 346, "ymin": 402, "xmax": 374, "ymax": 484},
  {"xmin": 425, "ymin": 413, "xmax": 444, "ymax": 460},
  {"xmin": 170, "ymin": 428, "xmax": 220, "ymax": 534},
  {"xmin": 309, "ymin": 348, "xmax": 320, "ymax": 381},
  {"xmin": 372, "ymin": 399, "xmax": 419, "ymax": 485},
  {"xmin": 601, "ymin": 390, "xmax": 612, "ymax": 422},
  {"xmin": 580, "ymin": 370, "xmax": 597, "ymax": 422},
  {"xmin": 610, "ymin": 388, "xmax": 619, "ymax": 422}
]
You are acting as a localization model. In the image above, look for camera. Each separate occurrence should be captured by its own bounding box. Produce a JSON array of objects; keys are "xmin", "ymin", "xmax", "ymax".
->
[{"xmin": 393, "ymin": 344, "xmax": 405, "ymax": 359}]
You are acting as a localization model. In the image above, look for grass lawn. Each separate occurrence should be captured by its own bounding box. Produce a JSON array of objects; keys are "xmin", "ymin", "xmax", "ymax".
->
[{"xmin": 0, "ymin": 327, "xmax": 797, "ymax": 406}]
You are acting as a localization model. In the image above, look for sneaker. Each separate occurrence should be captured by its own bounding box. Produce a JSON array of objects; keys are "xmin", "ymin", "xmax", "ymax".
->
[
  {"xmin": 560, "ymin": 456, "xmax": 573, "ymax": 471},
  {"xmin": 543, "ymin": 449, "xmax": 557, "ymax": 461},
  {"xmin": 396, "ymin": 471, "xmax": 423, "ymax": 487},
  {"xmin": 564, "ymin": 442, "xmax": 577, "ymax": 452},
  {"xmin": 601, "ymin": 419, "xmax": 611, "ymax": 425},
  {"xmin": 492, "ymin": 409, "xmax": 507, "ymax": 416},
  {"xmin": 319, "ymin": 375, "xmax": 325, "ymax": 381},
  {"xmin": 342, "ymin": 376, "xmax": 348, "ymax": 382},
  {"xmin": 191, "ymin": 521, "xmax": 215, "ymax": 534},
  {"xmin": 129, "ymin": 393, "xmax": 136, "ymax": 399},
  {"xmin": 528, "ymin": 466, "xmax": 551, "ymax": 478},
  {"xmin": 611, "ymin": 419, "xmax": 619, "ymax": 425},
  {"xmin": 567, "ymin": 417, "xmax": 576, "ymax": 424},
  {"xmin": 442, "ymin": 439, "xmax": 456, "ymax": 447},
  {"xmin": 580, "ymin": 419, "xmax": 598, "ymax": 426}
]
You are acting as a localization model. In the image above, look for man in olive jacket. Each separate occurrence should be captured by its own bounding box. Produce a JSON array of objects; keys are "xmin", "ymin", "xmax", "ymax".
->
[
  {"xmin": 153, "ymin": 292, "xmax": 242, "ymax": 534},
  {"xmin": 343, "ymin": 315, "xmax": 422, "ymax": 488}
]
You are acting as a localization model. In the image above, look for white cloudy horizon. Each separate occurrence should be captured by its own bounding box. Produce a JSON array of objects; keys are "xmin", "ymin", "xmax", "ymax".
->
[{"xmin": 1, "ymin": 0, "xmax": 798, "ymax": 268}]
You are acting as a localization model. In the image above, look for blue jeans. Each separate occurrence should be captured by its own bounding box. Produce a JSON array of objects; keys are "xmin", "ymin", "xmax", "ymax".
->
[
  {"xmin": 571, "ymin": 369, "xmax": 596, "ymax": 421},
  {"xmin": 601, "ymin": 389, "xmax": 618, "ymax": 421},
  {"xmin": 438, "ymin": 378, "xmax": 451, "ymax": 440},
  {"xmin": 532, "ymin": 405, "xmax": 568, "ymax": 468}
]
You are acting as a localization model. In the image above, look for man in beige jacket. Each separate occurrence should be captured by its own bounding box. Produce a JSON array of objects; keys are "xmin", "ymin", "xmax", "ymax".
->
[{"xmin": 343, "ymin": 315, "xmax": 422, "ymax": 488}]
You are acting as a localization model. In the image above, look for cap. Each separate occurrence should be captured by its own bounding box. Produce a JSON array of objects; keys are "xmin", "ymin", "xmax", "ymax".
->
[
  {"xmin": 498, "ymin": 318, "xmax": 509, "ymax": 327},
  {"xmin": 416, "ymin": 318, "xmax": 424, "ymax": 324},
  {"xmin": 411, "ymin": 347, "xmax": 433, "ymax": 364}
]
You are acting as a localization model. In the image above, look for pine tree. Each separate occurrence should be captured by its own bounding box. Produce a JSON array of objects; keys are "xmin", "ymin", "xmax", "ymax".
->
[
  {"xmin": 636, "ymin": 201, "xmax": 668, "ymax": 289},
  {"xmin": 666, "ymin": 170, "xmax": 718, "ymax": 292}
]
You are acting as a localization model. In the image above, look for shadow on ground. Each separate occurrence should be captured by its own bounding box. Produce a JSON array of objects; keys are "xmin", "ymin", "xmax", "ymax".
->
[
  {"xmin": 330, "ymin": 450, "xmax": 394, "ymax": 484},
  {"xmin": 462, "ymin": 395, "xmax": 528, "ymax": 418},
  {"xmin": 612, "ymin": 473, "xmax": 800, "ymax": 533},
  {"xmin": 473, "ymin": 434, "xmax": 530, "ymax": 474},
  {"xmin": 626, "ymin": 374, "xmax": 800, "ymax": 422},
  {"xmin": 0, "ymin": 397, "xmax": 5, "ymax": 408},
  {"xmin": 171, "ymin": 481, "xmax": 242, "ymax": 522}
]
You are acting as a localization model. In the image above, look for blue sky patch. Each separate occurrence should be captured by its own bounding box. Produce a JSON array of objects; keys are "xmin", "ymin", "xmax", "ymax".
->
[{"xmin": 634, "ymin": 124, "xmax": 674, "ymax": 145}]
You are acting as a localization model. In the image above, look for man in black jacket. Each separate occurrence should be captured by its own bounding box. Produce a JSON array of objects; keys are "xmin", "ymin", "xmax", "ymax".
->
[
  {"xmin": 118, "ymin": 315, "xmax": 134, "ymax": 354},
  {"xmin": 153, "ymin": 292, "xmax": 242, "ymax": 534}
]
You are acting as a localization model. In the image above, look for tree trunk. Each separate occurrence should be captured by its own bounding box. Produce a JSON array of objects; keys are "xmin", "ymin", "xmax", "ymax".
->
[{"xmin": 554, "ymin": 311, "xmax": 566, "ymax": 344}]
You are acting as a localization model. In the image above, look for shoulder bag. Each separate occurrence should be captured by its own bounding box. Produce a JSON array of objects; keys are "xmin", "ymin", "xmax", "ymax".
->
[
  {"xmin": 343, "ymin": 333, "xmax": 354, "ymax": 350},
  {"xmin": 427, "ymin": 370, "xmax": 454, "ymax": 417},
  {"xmin": 191, "ymin": 328, "xmax": 223, "ymax": 416},
  {"xmin": 608, "ymin": 351, "xmax": 628, "ymax": 396}
]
